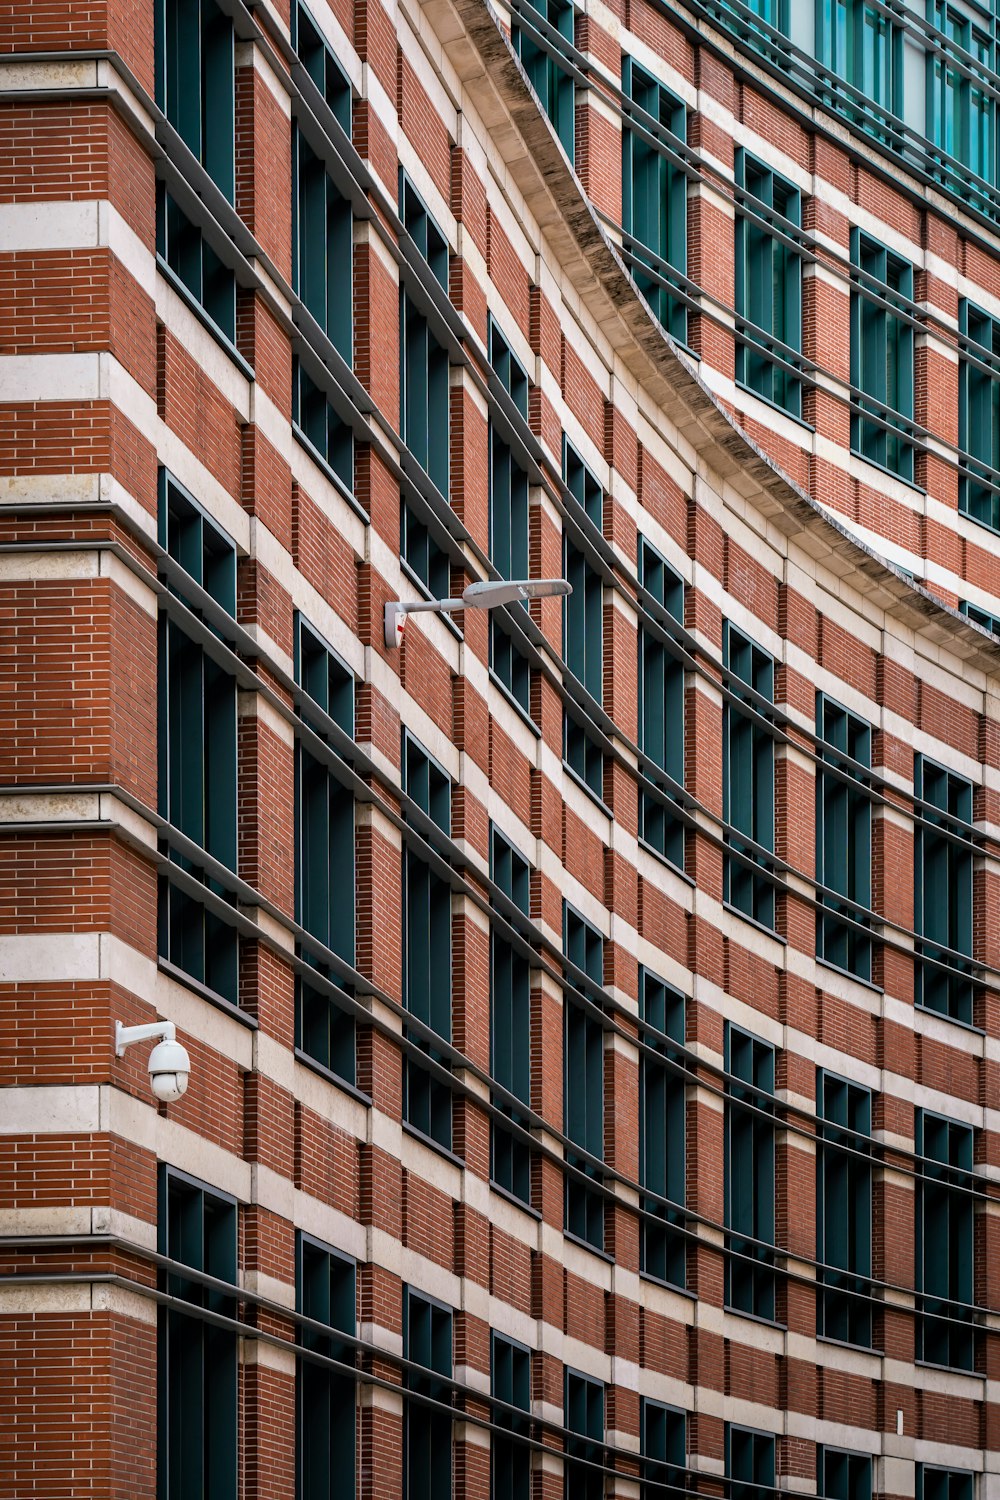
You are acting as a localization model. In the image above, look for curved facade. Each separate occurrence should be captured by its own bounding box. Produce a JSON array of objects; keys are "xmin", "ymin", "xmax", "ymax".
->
[{"xmin": 2, "ymin": 0, "xmax": 1000, "ymax": 1497}]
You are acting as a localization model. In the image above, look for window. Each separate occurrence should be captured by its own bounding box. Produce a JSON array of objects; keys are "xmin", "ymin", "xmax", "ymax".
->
[
  {"xmin": 399, "ymin": 176, "xmax": 450, "ymax": 498},
  {"xmin": 404, "ymin": 1290, "xmax": 453, "ymax": 1500},
  {"xmin": 293, "ymin": 2, "xmax": 351, "ymax": 133},
  {"xmin": 914, "ymin": 756, "xmax": 975, "ymax": 1026},
  {"xmin": 816, "ymin": 1, "xmax": 901, "ymax": 132},
  {"xmin": 640, "ymin": 1400, "xmax": 685, "ymax": 1500},
  {"xmin": 490, "ymin": 620, "xmax": 533, "ymax": 718},
  {"xmin": 726, "ymin": 1427, "xmax": 774, "ymax": 1500},
  {"xmin": 491, "ymin": 1333, "xmax": 531, "ymax": 1500},
  {"xmin": 735, "ymin": 152, "xmax": 802, "ymax": 418},
  {"xmin": 157, "ymin": 472, "xmax": 240, "ymax": 1006},
  {"xmin": 639, "ymin": 970, "xmax": 686, "ymax": 1287},
  {"xmin": 850, "ymin": 231, "xmax": 914, "ymax": 482},
  {"xmin": 816, "ymin": 1071, "xmax": 872, "ymax": 1347},
  {"xmin": 403, "ymin": 736, "xmax": 453, "ymax": 1150},
  {"xmin": 489, "ymin": 322, "xmax": 530, "ymax": 582},
  {"xmin": 157, "ymin": 188, "xmax": 237, "ymax": 345},
  {"xmin": 491, "ymin": 829, "xmax": 533, "ymax": 1204},
  {"xmin": 621, "ymin": 59, "xmax": 687, "ymax": 343},
  {"xmin": 401, "ymin": 501, "xmax": 451, "ymax": 600},
  {"xmin": 961, "ymin": 600, "xmax": 1000, "ymax": 635},
  {"xmin": 564, "ymin": 905, "xmax": 605, "ymax": 1250},
  {"xmin": 293, "ymin": 359, "xmax": 354, "ymax": 492},
  {"xmin": 638, "ymin": 538, "xmax": 685, "ymax": 867},
  {"xmin": 959, "ymin": 300, "xmax": 1000, "ymax": 532},
  {"xmin": 917, "ymin": 1469, "xmax": 974, "ymax": 1500},
  {"xmin": 725, "ymin": 1025, "xmax": 775, "ymax": 1320},
  {"xmin": 295, "ymin": 615, "xmax": 356, "ymax": 1085},
  {"xmin": 293, "ymin": 129, "xmax": 352, "ymax": 363},
  {"xmin": 816, "ymin": 695, "xmax": 872, "ymax": 981},
  {"xmin": 819, "ymin": 1450, "xmax": 871, "ymax": 1500},
  {"xmin": 563, "ymin": 442, "xmax": 604, "ymax": 798},
  {"xmin": 723, "ymin": 624, "xmax": 775, "ymax": 930},
  {"xmin": 513, "ymin": 0, "xmax": 575, "ymax": 159},
  {"xmin": 928, "ymin": 6, "xmax": 993, "ymax": 183},
  {"xmin": 564, "ymin": 1371, "xmax": 604, "ymax": 1500},
  {"xmin": 155, "ymin": 0, "xmax": 235, "ymax": 200},
  {"xmin": 916, "ymin": 1111, "xmax": 975, "ymax": 1370},
  {"xmin": 297, "ymin": 1236, "xmax": 356, "ymax": 1500},
  {"xmin": 158, "ymin": 1168, "xmax": 238, "ymax": 1500}
]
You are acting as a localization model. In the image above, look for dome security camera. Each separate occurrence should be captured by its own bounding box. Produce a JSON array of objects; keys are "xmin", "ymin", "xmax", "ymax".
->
[
  {"xmin": 115, "ymin": 1020, "xmax": 191, "ymax": 1104},
  {"xmin": 147, "ymin": 1035, "xmax": 191, "ymax": 1103}
]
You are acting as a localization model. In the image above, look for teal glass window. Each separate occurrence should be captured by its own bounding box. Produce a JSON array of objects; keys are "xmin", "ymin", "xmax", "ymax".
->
[
  {"xmin": 399, "ymin": 175, "xmax": 450, "ymax": 498},
  {"xmin": 959, "ymin": 300, "xmax": 1000, "ymax": 532},
  {"xmin": 621, "ymin": 58, "xmax": 687, "ymax": 343},
  {"xmin": 293, "ymin": 129, "xmax": 353, "ymax": 363},
  {"xmin": 725, "ymin": 1025, "xmax": 775, "ymax": 1320},
  {"xmin": 294, "ymin": 614, "xmax": 356, "ymax": 1085},
  {"xmin": 639, "ymin": 971, "xmax": 686, "ymax": 1287},
  {"xmin": 563, "ymin": 442, "xmax": 604, "ymax": 798},
  {"xmin": 638, "ymin": 538, "xmax": 685, "ymax": 867},
  {"xmin": 491, "ymin": 827, "xmax": 533, "ymax": 1204},
  {"xmin": 723, "ymin": 624, "xmax": 775, "ymax": 929},
  {"xmin": 640, "ymin": 1400, "xmax": 685, "ymax": 1500},
  {"xmin": 490, "ymin": 618, "xmax": 533, "ymax": 718},
  {"xmin": 564, "ymin": 1370, "xmax": 604, "ymax": 1500},
  {"xmin": 401, "ymin": 501, "xmax": 451, "ymax": 600},
  {"xmin": 817, "ymin": 1, "xmax": 901, "ymax": 135},
  {"xmin": 157, "ymin": 188, "xmax": 237, "ymax": 345},
  {"xmin": 914, "ymin": 755, "xmax": 975, "ymax": 1026},
  {"xmin": 929, "ymin": 6, "xmax": 993, "ymax": 183},
  {"xmin": 513, "ymin": 0, "xmax": 576, "ymax": 159},
  {"xmin": 403, "ymin": 735, "xmax": 453, "ymax": 1150},
  {"xmin": 726, "ymin": 1427, "xmax": 774, "ymax": 1500},
  {"xmin": 819, "ymin": 1449, "xmax": 871, "ymax": 1500},
  {"xmin": 155, "ymin": 0, "xmax": 235, "ymax": 200},
  {"xmin": 404, "ymin": 1290, "xmax": 453, "ymax": 1500},
  {"xmin": 157, "ymin": 472, "xmax": 240, "ymax": 1006},
  {"xmin": 293, "ymin": 358, "xmax": 354, "ymax": 493},
  {"xmin": 489, "ymin": 320, "xmax": 531, "ymax": 582},
  {"xmin": 850, "ymin": 231, "xmax": 914, "ymax": 481},
  {"xmin": 297, "ymin": 1235, "xmax": 356, "ymax": 1500},
  {"xmin": 917, "ymin": 1469, "xmax": 974, "ymax": 1500},
  {"xmin": 158, "ymin": 1167, "xmax": 238, "ymax": 1500},
  {"xmin": 735, "ymin": 152, "xmax": 802, "ymax": 417},
  {"xmin": 961, "ymin": 600, "xmax": 1000, "ymax": 635},
  {"xmin": 293, "ymin": 2, "xmax": 351, "ymax": 132},
  {"xmin": 491, "ymin": 1332, "xmax": 531, "ymax": 1500},
  {"xmin": 816, "ymin": 695, "xmax": 872, "ymax": 981},
  {"xmin": 564, "ymin": 904, "xmax": 605, "ymax": 1250},
  {"xmin": 817, "ymin": 1071, "xmax": 872, "ymax": 1347},
  {"xmin": 916, "ymin": 1111, "xmax": 975, "ymax": 1370}
]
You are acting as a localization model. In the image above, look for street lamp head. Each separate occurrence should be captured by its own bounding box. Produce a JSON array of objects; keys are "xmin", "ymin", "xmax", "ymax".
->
[{"xmin": 384, "ymin": 577, "xmax": 571, "ymax": 648}]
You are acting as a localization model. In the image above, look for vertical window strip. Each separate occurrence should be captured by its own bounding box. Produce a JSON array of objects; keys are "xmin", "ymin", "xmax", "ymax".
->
[
  {"xmin": 723, "ymin": 623, "xmax": 776, "ymax": 930},
  {"xmin": 563, "ymin": 904, "xmax": 606, "ymax": 1250},
  {"xmin": 640, "ymin": 1400, "xmax": 686, "ymax": 1500},
  {"xmin": 564, "ymin": 1370, "xmax": 605, "ymax": 1500},
  {"xmin": 157, "ymin": 186, "xmax": 237, "ymax": 345},
  {"xmin": 292, "ymin": 357, "xmax": 355, "ymax": 494},
  {"xmin": 724, "ymin": 1024, "xmax": 776, "ymax": 1320},
  {"xmin": 293, "ymin": 1, "xmax": 352, "ymax": 133},
  {"xmin": 639, "ymin": 969, "xmax": 686, "ymax": 1287},
  {"xmin": 638, "ymin": 537, "xmax": 685, "ymax": 867},
  {"xmin": 404, "ymin": 1290, "xmax": 453, "ymax": 1500},
  {"xmin": 297, "ymin": 1235, "xmax": 356, "ymax": 1500},
  {"xmin": 621, "ymin": 57, "xmax": 688, "ymax": 345},
  {"xmin": 959, "ymin": 299, "xmax": 1000, "ymax": 532},
  {"xmin": 850, "ymin": 230, "xmax": 915, "ymax": 481},
  {"xmin": 513, "ymin": 0, "xmax": 576, "ymax": 160},
  {"xmin": 491, "ymin": 1333, "xmax": 532, "ymax": 1500},
  {"xmin": 914, "ymin": 754, "xmax": 975, "ymax": 1026},
  {"xmin": 816, "ymin": 1070, "xmax": 872, "ymax": 1347},
  {"xmin": 726, "ymin": 1425, "xmax": 775, "ymax": 1500},
  {"xmin": 155, "ymin": 0, "xmax": 235, "ymax": 201},
  {"xmin": 815, "ymin": 694, "xmax": 873, "ymax": 981},
  {"xmin": 915, "ymin": 1111, "xmax": 976, "ymax": 1370},
  {"xmin": 293, "ymin": 127, "xmax": 353, "ymax": 363},
  {"xmin": 819, "ymin": 1448, "xmax": 872, "ymax": 1500},
  {"xmin": 735, "ymin": 151, "xmax": 803, "ymax": 418},
  {"xmin": 562, "ymin": 439, "xmax": 605, "ymax": 798},
  {"xmin": 399, "ymin": 172, "xmax": 451, "ymax": 497},
  {"xmin": 491, "ymin": 826, "xmax": 534, "ymax": 1205}
]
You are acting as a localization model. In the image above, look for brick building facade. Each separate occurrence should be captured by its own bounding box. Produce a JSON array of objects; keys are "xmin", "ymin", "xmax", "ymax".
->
[{"xmin": 3, "ymin": 0, "xmax": 1000, "ymax": 1497}]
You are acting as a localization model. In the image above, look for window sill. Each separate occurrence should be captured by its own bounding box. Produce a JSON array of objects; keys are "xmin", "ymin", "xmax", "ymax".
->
[
  {"xmin": 399, "ymin": 558, "xmax": 464, "ymax": 642},
  {"xmin": 639, "ymin": 1269, "xmax": 696, "ymax": 1300},
  {"xmin": 957, "ymin": 503, "xmax": 1000, "ymax": 543},
  {"xmin": 914, "ymin": 1001, "xmax": 983, "ymax": 1037},
  {"xmin": 915, "ymin": 1358, "xmax": 983, "ymax": 1382},
  {"xmin": 294, "ymin": 1047, "xmax": 372, "ymax": 1107},
  {"xmin": 564, "ymin": 1228, "xmax": 614, "ymax": 1264},
  {"xmin": 157, "ymin": 957, "xmax": 257, "ymax": 1028},
  {"xmin": 490, "ymin": 1179, "xmax": 542, "ymax": 1219},
  {"xmin": 848, "ymin": 444, "xmax": 925, "ymax": 495},
  {"xmin": 402, "ymin": 1120, "xmax": 464, "ymax": 1168},
  {"xmin": 722, "ymin": 901, "xmax": 787, "ymax": 944},
  {"xmin": 735, "ymin": 379, "xmax": 813, "ymax": 433},
  {"xmin": 488, "ymin": 669, "xmax": 540, "ymax": 737},
  {"xmin": 562, "ymin": 759, "xmax": 612, "ymax": 818},
  {"xmin": 156, "ymin": 255, "xmax": 253, "ymax": 382},
  {"xmin": 815, "ymin": 955, "xmax": 883, "ymax": 994},
  {"xmin": 722, "ymin": 1303, "xmax": 786, "ymax": 1332},
  {"xmin": 815, "ymin": 1332, "xmax": 882, "ymax": 1358},
  {"xmin": 291, "ymin": 424, "xmax": 369, "ymax": 524},
  {"xmin": 638, "ymin": 834, "xmax": 695, "ymax": 886}
]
